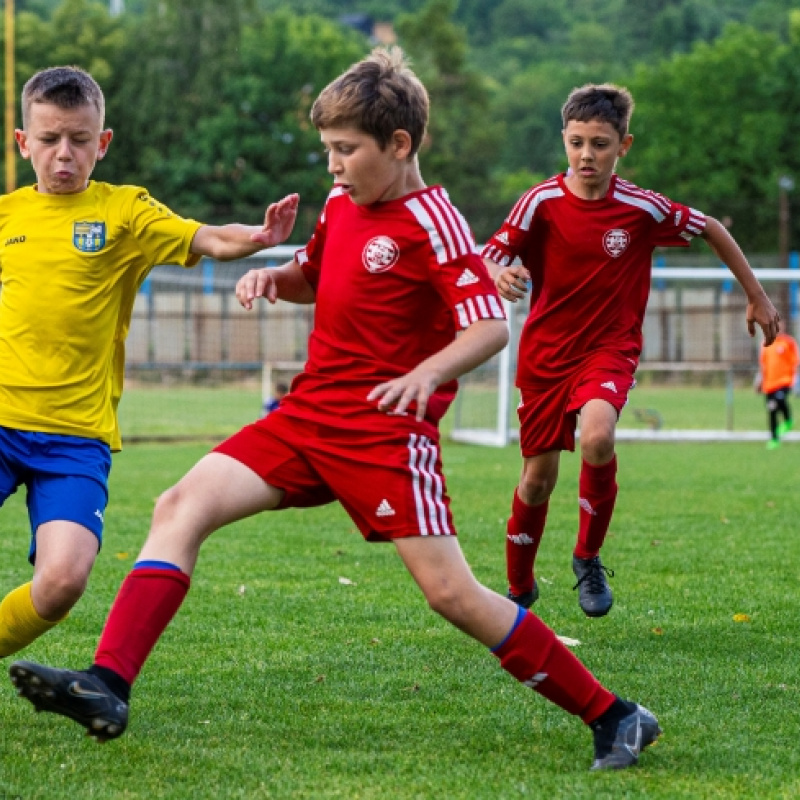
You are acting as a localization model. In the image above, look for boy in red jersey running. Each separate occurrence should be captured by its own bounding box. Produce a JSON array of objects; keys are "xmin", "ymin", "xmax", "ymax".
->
[
  {"xmin": 483, "ymin": 83, "xmax": 779, "ymax": 617},
  {"xmin": 11, "ymin": 52, "xmax": 660, "ymax": 771}
]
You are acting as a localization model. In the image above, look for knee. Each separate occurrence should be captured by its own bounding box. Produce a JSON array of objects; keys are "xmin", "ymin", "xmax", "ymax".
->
[
  {"xmin": 152, "ymin": 482, "xmax": 195, "ymax": 531},
  {"xmin": 33, "ymin": 564, "xmax": 90, "ymax": 618},
  {"xmin": 580, "ymin": 428, "xmax": 615, "ymax": 463},
  {"xmin": 518, "ymin": 472, "xmax": 556, "ymax": 505},
  {"xmin": 422, "ymin": 580, "xmax": 478, "ymax": 627}
]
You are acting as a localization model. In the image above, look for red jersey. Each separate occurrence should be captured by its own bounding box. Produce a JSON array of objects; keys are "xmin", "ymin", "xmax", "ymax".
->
[
  {"xmin": 482, "ymin": 173, "xmax": 706, "ymax": 384},
  {"xmin": 284, "ymin": 185, "xmax": 505, "ymax": 428}
]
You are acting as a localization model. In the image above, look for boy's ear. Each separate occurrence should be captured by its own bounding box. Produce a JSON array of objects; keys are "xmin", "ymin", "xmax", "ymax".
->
[
  {"xmin": 391, "ymin": 129, "xmax": 414, "ymax": 160},
  {"xmin": 618, "ymin": 133, "xmax": 634, "ymax": 157},
  {"xmin": 97, "ymin": 128, "xmax": 114, "ymax": 160},
  {"xmin": 14, "ymin": 129, "xmax": 30, "ymax": 159}
]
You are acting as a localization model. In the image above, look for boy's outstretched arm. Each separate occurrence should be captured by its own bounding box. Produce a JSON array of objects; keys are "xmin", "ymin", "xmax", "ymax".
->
[
  {"xmin": 191, "ymin": 193, "xmax": 300, "ymax": 261},
  {"xmin": 703, "ymin": 215, "xmax": 780, "ymax": 345},
  {"xmin": 235, "ymin": 258, "xmax": 316, "ymax": 309},
  {"xmin": 368, "ymin": 319, "xmax": 509, "ymax": 421}
]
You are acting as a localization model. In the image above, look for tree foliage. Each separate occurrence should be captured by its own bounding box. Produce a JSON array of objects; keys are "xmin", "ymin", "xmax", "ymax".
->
[{"xmin": 2, "ymin": 0, "xmax": 798, "ymax": 251}]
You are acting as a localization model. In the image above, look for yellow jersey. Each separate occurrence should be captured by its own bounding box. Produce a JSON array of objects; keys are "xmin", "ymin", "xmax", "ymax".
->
[{"xmin": 0, "ymin": 181, "xmax": 203, "ymax": 450}]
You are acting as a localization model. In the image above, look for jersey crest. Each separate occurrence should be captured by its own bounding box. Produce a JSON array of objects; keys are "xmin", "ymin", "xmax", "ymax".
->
[
  {"xmin": 362, "ymin": 235, "xmax": 400, "ymax": 273},
  {"xmin": 73, "ymin": 221, "xmax": 106, "ymax": 253},
  {"xmin": 602, "ymin": 228, "xmax": 630, "ymax": 258}
]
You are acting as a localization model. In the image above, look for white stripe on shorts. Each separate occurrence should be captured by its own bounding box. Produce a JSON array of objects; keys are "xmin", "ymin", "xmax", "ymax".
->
[{"xmin": 407, "ymin": 433, "xmax": 451, "ymax": 536}]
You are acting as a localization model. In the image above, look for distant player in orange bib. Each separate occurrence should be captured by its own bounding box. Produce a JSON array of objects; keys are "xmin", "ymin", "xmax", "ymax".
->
[{"xmin": 756, "ymin": 320, "xmax": 799, "ymax": 449}]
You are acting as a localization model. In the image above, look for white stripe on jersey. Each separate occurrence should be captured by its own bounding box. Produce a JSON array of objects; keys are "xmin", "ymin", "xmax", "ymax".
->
[
  {"xmin": 408, "ymin": 434, "xmax": 451, "ymax": 536},
  {"xmin": 481, "ymin": 244, "xmax": 512, "ymax": 266},
  {"xmin": 487, "ymin": 294, "xmax": 504, "ymax": 318},
  {"xmin": 612, "ymin": 185, "xmax": 668, "ymax": 222},
  {"xmin": 320, "ymin": 185, "xmax": 347, "ymax": 224},
  {"xmin": 454, "ymin": 295, "xmax": 505, "ymax": 329},
  {"xmin": 406, "ymin": 189, "xmax": 477, "ymax": 264},
  {"xmin": 615, "ymin": 179, "xmax": 671, "ymax": 215},
  {"xmin": 508, "ymin": 179, "xmax": 563, "ymax": 231},
  {"xmin": 685, "ymin": 207, "xmax": 706, "ymax": 236}
]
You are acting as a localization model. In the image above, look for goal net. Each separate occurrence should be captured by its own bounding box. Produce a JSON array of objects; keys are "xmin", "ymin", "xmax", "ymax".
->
[{"xmin": 449, "ymin": 267, "xmax": 800, "ymax": 446}]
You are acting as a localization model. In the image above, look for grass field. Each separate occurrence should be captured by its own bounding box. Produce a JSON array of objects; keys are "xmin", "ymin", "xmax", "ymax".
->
[
  {"xmin": 117, "ymin": 382, "xmax": 774, "ymax": 441},
  {"xmin": 1, "ymin": 430, "xmax": 799, "ymax": 799}
]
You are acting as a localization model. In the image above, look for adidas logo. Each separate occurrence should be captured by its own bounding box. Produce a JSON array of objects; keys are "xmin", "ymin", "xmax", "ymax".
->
[
  {"xmin": 579, "ymin": 497, "xmax": 597, "ymax": 516},
  {"xmin": 496, "ymin": 231, "xmax": 510, "ymax": 245},
  {"xmin": 507, "ymin": 532, "xmax": 536, "ymax": 545},
  {"xmin": 600, "ymin": 381, "xmax": 617, "ymax": 393},
  {"xmin": 456, "ymin": 268, "xmax": 479, "ymax": 287},
  {"xmin": 376, "ymin": 499, "xmax": 395, "ymax": 517},
  {"xmin": 522, "ymin": 671, "xmax": 548, "ymax": 689}
]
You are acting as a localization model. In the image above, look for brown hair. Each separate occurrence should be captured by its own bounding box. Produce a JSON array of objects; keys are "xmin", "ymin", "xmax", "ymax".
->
[
  {"xmin": 561, "ymin": 83, "xmax": 634, "ymax": 138},
  {"xmin": 21, "ymin": 66, "xmax": 105, "ymax": 128},
  {"xmin": 310, "ymin": 47, "xmax": 428, "ymax": 155}
]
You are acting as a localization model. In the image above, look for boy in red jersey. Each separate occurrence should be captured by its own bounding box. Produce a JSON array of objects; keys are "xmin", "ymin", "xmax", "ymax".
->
[
  {"xmin": 483, "ymin": 83, "xmax": 780, "ymax": 617},
  {"xmin": 756, "ymin": 320, "xmax": 799, "ymax": 449},
  {"xmin": 0, "ymin": 66, "xmax": 297, "ymax": 660},
  {"xmin": 11, "ymin": 52, "xmax": 660, "ymax": 771}
]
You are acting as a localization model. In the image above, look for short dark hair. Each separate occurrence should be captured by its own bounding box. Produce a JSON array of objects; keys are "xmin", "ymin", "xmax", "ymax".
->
[
  {"xmin": 21, "ymin": 66, "xmax": 105, "ymax": 128},
  {"xmin": 310, "ymin": 47, "xmax": 429, "ymax": 155},
  {"xmin": 561, "ymin": 84, "xmax": 634, "ymax": 138}
]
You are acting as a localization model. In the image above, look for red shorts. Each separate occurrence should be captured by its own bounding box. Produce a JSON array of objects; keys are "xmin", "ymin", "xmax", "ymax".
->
[
  {"xmin": 214, "ymin": 411, "xmax": 455, "ymax": 542},
  {"xmin": 517, "ymin": 352, "xmax": 637, "ymax": 457}
]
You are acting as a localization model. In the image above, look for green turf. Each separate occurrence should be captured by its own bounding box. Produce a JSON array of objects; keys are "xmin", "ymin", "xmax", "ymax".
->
[
  {"xmin": 2, "ymin": 438, "xmax": 799, "ymax": 798},
  {"xmin": 118, "ymin": 383, "xmax": 774, "ymax": 442}
]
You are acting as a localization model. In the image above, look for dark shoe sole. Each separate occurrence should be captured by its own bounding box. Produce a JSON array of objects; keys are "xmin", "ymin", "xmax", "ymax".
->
[{"xmin": 9, "ymin": 661, "xmax": 127, "ymax": 741}]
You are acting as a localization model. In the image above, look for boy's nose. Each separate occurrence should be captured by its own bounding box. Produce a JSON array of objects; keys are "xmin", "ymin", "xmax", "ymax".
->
[{"xmin": 55, "ymin": 140, "xmax": 73, "ymax": 159}]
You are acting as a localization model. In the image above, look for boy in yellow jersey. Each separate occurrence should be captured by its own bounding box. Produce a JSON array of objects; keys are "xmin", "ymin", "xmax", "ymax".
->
[
  {"xmin": 0, "ymin": 66, "xmax": 298, "ymax": 658},
  {"xmin": 756, "ymin": 320, "xmax": 800, "ymax": 449}
]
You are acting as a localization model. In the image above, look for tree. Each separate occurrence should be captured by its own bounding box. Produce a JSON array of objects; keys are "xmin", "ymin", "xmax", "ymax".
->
[
  {"xmin": 395, "ymin": 0, "xmax": 503, "ymax": 238},
  {"xmin": 623, "ymin": 23, "xmax": 786, "ymax": 251},
  {"xmin": 2, "ymin": 0, "xmax": 124, "ymax": 186}
]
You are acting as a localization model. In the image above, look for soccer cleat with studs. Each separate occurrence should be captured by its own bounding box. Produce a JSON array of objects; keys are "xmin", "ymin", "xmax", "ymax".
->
[
  {"xmin": 590, "ymin": 702, "xmax": 662, "ymax": 770},
  {"xmin": 9, "ymin": 660, "xmax": 128, "ymax": 741},
  {"xmin": 507, "ymin": 580, "xmax": 539, "ymax": 609},
  {"xmin": 572, "ymin": 555, "xmax": 614, "ymax": 617}
]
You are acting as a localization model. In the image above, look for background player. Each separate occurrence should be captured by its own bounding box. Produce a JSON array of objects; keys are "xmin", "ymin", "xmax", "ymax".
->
[
  {"xmin": 756, "ymin": 319, "xmax": 799, "ymax": 449},
  {"xmin": 11, "ymin": 51, "xmax": 659, "ymax": 771},
  {"xmin": 482, "ymin": 83, "xmax": 780, "ymax": 617},
  {"xmin": 0, "ymin": 66, "xmax": 298, "ymax": 659}
]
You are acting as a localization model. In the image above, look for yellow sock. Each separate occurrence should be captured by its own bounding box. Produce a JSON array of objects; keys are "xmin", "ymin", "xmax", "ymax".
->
[{"xmin": 0, "ymin": 582, "xmax": 64, "ymax": 658}]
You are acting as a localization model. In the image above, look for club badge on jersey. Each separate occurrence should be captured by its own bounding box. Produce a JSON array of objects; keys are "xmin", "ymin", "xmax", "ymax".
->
[
  {"xmin": 73, "ymin": 221, "xmax": 106, "ymax": 253},
  {"xmin": 362, "ymin": 236, "xmax": 400, "ymax": 273}
]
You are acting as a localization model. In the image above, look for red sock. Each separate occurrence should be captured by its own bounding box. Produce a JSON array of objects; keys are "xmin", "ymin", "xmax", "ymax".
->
[
  {"xmin": 493, "ymin": 611, "xmax": 615, "ymax": 722},
  {"xmin": 574, "ymin": 457, "xmax": 617, "ymax": 560},
  {"xmin": 93, "ymin": 567, "xmax": 190, "ymax": 685},
  {"xmin": 506, "ymin": 490, "xmax": 548, "ymax": 596}
]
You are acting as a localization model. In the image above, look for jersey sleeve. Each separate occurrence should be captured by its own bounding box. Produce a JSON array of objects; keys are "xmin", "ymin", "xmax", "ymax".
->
[
  {"xmin": 402, "ymin": 187, "xmax": 505, "ymax": 329},
  {"xmin": 433, "ymin": 252, "xmax": 506, "ymax": 330},
  {"xmin": 121, "ymin": 187, "xmax": 203, "ymax": 268},
  {"xmin": 481, "ymin": 180, "xmax": 562, "ymax": 266},
  {"xmin": 652, "ymin": 199, "xmax": 706, "ymax": 248}
]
